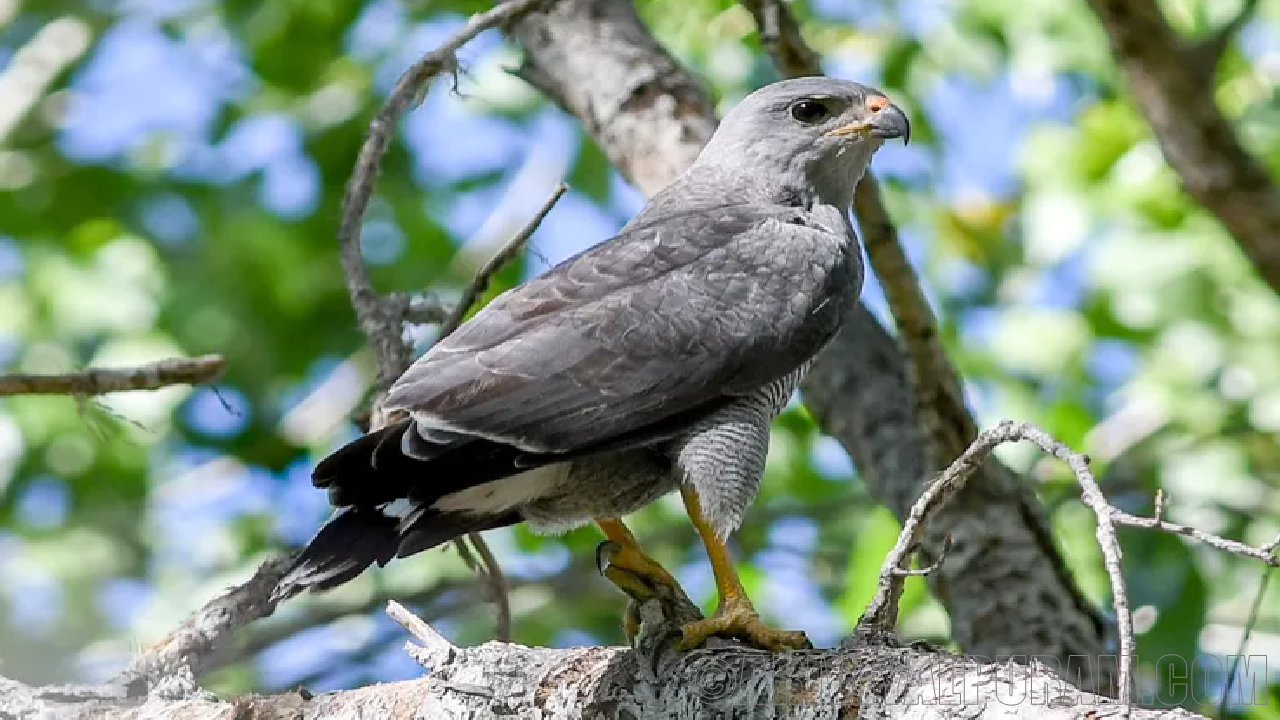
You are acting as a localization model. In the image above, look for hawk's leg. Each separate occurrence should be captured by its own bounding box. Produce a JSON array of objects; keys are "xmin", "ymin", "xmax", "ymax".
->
[
  {"xmin": 595, "ymin": 518, "xmax": 685, "ymax": 640},
  {"xmin": 677, "ymin": 485, "xmax": 812, "ymax": 652}
]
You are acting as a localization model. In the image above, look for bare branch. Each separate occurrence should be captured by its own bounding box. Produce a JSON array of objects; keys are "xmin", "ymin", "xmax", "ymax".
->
[
  {"xmin": 862, "ymin": 420, "xmax": 1280, "ymax": 709},
  {"xmin": 738, "ymin": 0, "xmax": 821, "ymax": 78},
  {"xmin": 1109, "ymin": 503, "xmax": 1280, "ymax": 567},
  {"xmin": 388, "ymin": 600, "xmax": 457, "ymax": 668},
  {"xmin": 437, "ymin": 182, "xmax": 568, "ymax": 338},
  {"xmin": 859, "ymin": 423, "xmax": 1023, "ymax": 633},
  {"xmin": 858, "ymin": 421, "xmax": 1128, "ymax": 702},
  {"xmin": 1086, "ymin": 0, "xmax": 1280, "ymax": 298},
  {"xmin": 114, "ymin": 557, "xmax": 292, "ymax": 692},
  {"xmin": 1188, "ymin": 0, "xmax": 1261, "ymax": 74},
  {"xmin": 469, "ymin": 533, "xmax": 513, "ymax": 643},
  {"xmin": 1010, "ymin": 423, "xmax": 1134, "ymax": 710},
  {"xmin": 0, "ymin": 354, "xmax": 225, "ymax": 397},
  {"xmin": 853, "ymin": 177, "xmax": 979, "ymax": 458},
  {"xmin": 335, "ymin": 0, "xmax": 553, "ymax": 387}
]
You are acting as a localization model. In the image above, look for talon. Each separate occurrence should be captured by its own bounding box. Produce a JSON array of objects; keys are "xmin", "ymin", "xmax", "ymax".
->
[
  {"xmin": 596, "ymin": 540, "xmax": 622, "ymax": 577},
  {"xmin": 677, "ymin": 603, "xmax": 811, "ymax": 652},
  {"xmin": 595, "ymin": 519, "xmax": 692, "ymax": 642}
]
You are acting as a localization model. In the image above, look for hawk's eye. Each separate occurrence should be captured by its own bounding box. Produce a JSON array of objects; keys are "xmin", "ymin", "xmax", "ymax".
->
[{"xmin": 790, "ymin": 99, "xmax": 832, "ymax": 124}]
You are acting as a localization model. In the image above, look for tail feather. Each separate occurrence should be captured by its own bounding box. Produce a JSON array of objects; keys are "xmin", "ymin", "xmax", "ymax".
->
[
  {"xmin": 280, "ymin": 416, "xmax": 557, "ymax": 598},
  {"xmin": 276, "ymin": 507, "xmax": 399, "ymax": 597},
  {"xmin": 395, "ymin": 507, "xmax": 520, "ymax": 558}
]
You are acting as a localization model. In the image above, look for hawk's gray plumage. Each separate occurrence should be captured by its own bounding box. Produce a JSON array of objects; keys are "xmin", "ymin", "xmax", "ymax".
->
[{"xmin": 281, "ymin": 77, "xmax": 909, "ymax": 594}]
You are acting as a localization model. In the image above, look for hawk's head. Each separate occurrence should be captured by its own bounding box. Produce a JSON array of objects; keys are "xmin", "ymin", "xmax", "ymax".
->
[{"xmin": 699, "ymin": 77, "xmax": 909, "ymax": 208}]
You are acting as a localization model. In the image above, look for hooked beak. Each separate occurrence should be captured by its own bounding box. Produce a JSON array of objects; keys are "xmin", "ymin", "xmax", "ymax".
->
[{"xmin": 824, "ymin": 103, "xmax": 911, "ymax": 145}]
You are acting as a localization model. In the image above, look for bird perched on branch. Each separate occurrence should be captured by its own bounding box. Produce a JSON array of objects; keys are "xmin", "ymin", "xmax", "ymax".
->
[{"xmin": 280, "ymin": 77, "xmax": 909, "ymax": 651}]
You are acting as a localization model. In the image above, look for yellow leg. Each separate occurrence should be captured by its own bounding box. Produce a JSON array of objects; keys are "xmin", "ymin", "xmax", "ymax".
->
[
  {"xmin": 596, "ymin": 518, "xmax": 682, "ymax": 640},
  {"xmin": 677, "ymin": 485, "xmax": 811, "ymax": 652}
]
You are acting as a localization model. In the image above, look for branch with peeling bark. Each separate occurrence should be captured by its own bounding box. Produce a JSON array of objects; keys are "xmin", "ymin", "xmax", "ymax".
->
[
  {"xmin": 0, "ymin": 354, "xmax": 224, "ymax": 397},
  {"xmin": 0, "ymin": 583, "xmax": 1212, "ymax": 720}
]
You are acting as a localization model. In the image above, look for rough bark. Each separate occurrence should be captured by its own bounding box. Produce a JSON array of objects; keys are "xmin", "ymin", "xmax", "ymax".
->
[
  {"xmin": 0, "ymin": 634, "xmax": 1205, "ymax": 720},
  {"xmin": 508, "ymin": 0, "xmax": 1109, "ymax": 688}
]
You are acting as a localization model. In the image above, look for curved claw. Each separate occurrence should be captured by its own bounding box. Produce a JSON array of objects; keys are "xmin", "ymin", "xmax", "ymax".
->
[{"xmin": 678, "ymin": 607, "xmax": 812, "ymax": 653}]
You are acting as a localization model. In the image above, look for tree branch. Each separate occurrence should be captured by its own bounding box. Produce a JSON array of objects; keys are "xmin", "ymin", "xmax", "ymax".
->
[
  {"xmin": 861, "ymin": 421, "xmax": 1280, "ymax": 709},
  {"xmin": 2, "ymin": 598, "xmax": 1216, "ymax": 719},
  {"xmin": 0, "ymin": 355, "xmax": 225, "ymax": 397},
  {"xmin": 336, "ymin": 0, "xmax": 553, "ymax": 389},
  {"xmin": 436, "ymin": 182, "xmax": 568, "ymax": 338},
  {"xmin": 113, "ymin": 557, "xmax": 293, "ymax": 695},
  {"xmin": 737, "ymin": 0, "xmax": 822, "ymax": 79},
  {"xmin": 1187, "ymin": 0, "xmax": 1261, "ymax": 75},
  {"xmin": 1086, "ymin": 0, "xmax": 1280, "ymax": 298}
]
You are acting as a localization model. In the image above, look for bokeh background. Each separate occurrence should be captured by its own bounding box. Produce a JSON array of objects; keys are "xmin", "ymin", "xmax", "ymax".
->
[{"xmin": 1, "ymin": 0, "xmax": 1278, "ymax": 713}]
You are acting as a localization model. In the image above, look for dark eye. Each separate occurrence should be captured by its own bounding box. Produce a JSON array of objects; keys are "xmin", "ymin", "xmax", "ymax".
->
[{"xmin": 790, "ymin": 99, "xmax": 831, "ymax": 124}]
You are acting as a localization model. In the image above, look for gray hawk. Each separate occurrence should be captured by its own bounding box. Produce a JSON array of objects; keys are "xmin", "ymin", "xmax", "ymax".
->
[{"xmin": 281, "ymin": 76, "xmax": 909, "ymax": 651}]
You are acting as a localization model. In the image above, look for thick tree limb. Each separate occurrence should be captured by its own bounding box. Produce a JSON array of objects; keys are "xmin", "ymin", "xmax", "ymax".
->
[
  {"xmin": 0, "ymin": 598, "xmax": 1213, "ymax": 719},
  {"xmin": 508, "ymin": 0, "xmax": 1110, "ymax": 691},
  {"xmin": 1086, "ymin": 0, "xmax": 1280, "ymax": 297},
  {"xmin": 0, "ymin": 354, "xmax": 224, "ymax": 397},
  {"xmin": 23, "ymin": 406, "xmax": 1275, "ymax": 720}
]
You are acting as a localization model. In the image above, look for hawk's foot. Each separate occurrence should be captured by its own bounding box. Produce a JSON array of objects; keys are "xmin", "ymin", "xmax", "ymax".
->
[
  {"xmin": 596, "ymin": 540, "xmax": 693, "ymax": 644},
  {"xmin": 678, "ymin": 599, "xmax": 811, "ymax": 652},
  {"xmin": 595, "ymin": 540, "xmax": 682, "ymax": 597}
]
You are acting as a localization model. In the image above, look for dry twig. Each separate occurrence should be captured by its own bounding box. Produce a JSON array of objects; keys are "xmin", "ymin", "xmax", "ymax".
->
[
  {"xmin": 437, "ymin": 182, "xmax": 568, "ymax": 338},
  {"xmin": 335, "ymin": 0, "xmax": 553, "ymax": 388},
  {"xmin": 863, "ymin": 420, "xmax": 1280, "ymax": 709},
  {"xmin": 0, "ymin": 355, "xmax": 225, "ymax": 397}
]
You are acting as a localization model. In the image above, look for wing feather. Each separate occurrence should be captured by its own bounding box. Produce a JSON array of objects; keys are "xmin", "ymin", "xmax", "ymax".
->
[{"xmin": 385, "ymin": 202, "xmax": 859, "ymax": 453}]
